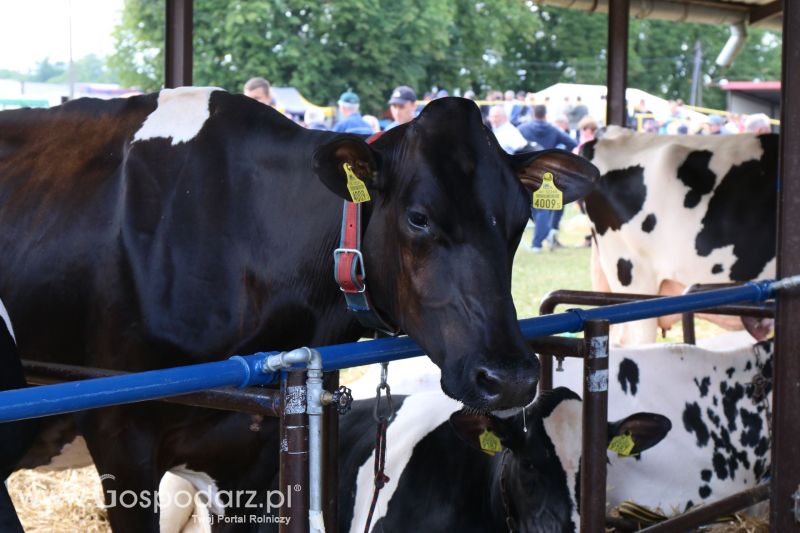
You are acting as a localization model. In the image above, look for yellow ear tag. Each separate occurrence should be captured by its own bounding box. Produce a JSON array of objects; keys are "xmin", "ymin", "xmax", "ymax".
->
[
  {"xmin": 343, "ymin": 163, "xmax": 371, "ymax": 203},
  {"xmin": 479, "ymin": 429, "xmax": 503, "ymax": 456},
  {"xmin": 608, "ymin": 433, "xmax": 636, "ymax": 457},
  {"xmin": 532, "ymin": 171, "xmax": 563, "ymax": 210}
]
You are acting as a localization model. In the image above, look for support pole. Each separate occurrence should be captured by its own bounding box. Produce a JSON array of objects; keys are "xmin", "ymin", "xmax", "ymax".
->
[
  {"xmin": 165, "ymin": 0, "xmax": 193, "ymax": 87},
  {"xmin": 280, "ymin": 371, "xmax": 308, "ymax": 533},
  {"xmin": 771, "ymin": 0, "xmax": 800, "ymax": 529},
  {"xmin": 606, "ymin": 0, "xmax": 629, "ymax": 127},
  {"xmin": 581, "ymin": 319, "xmax": 609, "ymax": 533},
  {"xmin": 323, "ymin": 372, "xmax": 340, "ymax": 532}
]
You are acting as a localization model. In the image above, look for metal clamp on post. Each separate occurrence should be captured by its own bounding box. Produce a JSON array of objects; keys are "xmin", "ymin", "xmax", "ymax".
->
[{"xmin": 263, "ymin": 347, "xmax": 328, "ymax": 533}]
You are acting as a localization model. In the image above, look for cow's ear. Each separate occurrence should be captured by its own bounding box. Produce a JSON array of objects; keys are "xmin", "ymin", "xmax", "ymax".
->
[
  {"xmin": 313, "ymin": 135, "xmax": 382, "ymax": 201},
  {"xmin": 449, "ymin": 410, "xmax": 524, "ymax": 455},
  {"xmin": 511, "ymin": 149, "xmax": 598, "ymax": 204},
  {"xmin": 607, "ymin": 413, "xmax": 672, "ymax": 455}
]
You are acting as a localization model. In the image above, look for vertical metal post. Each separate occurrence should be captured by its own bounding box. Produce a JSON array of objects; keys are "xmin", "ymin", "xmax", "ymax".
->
[
  {"xmin": 280, "ymin": 371, "xmax": 309, "ymax": 533},
  {"xmin": 771, "ymin": 0, "xmax": 800, "ymax": 530},
  {"xmin": 581, "ymin": 319, "xmax": 609, "ymax": 533},
  {"xmin": 681, "ymin": 313, "xmax": 697, "ymax": 345},
  {"xmin": 323, "ymin": 371, "xmax": 340, "ymax": 532},
  {"xmin": 165, "ymin": 0, "xmax": 193, "ymax": 88},
  {"xmin": 540, "ymin": 353, "xmax": 554, "ymax": 392},
  {"xmin": 606, "ymin": 0, "xmax": 630, "ymax": 127}
]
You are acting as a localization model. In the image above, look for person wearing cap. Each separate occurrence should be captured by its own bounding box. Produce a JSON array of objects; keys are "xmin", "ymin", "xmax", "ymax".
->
[
  {"xmin": 333, "ymin": 91, "xmax": 373, "ymax": 135},
  {"xmin": 706, "ymin": 114, "xmax": 727, "ymax": 135},
  {"xmin": 385, "ymin": 86, "xmax": 418, "ymax": 131}
]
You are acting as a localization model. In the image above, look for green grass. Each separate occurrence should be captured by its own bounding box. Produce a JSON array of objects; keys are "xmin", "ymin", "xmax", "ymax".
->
[{"xmin": 511, "ymin": 204, "xmax": 593, "ymax": 319}]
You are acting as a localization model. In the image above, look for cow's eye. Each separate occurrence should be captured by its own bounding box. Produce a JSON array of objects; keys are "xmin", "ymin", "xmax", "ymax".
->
[{"xmin": 407, "ymin": 211, "xmax": 429, "ymax": 230}]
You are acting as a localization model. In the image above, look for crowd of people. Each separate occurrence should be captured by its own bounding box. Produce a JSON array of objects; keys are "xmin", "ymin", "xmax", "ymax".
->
[
  {"xmin": 242, "ymin": 77, "xmax": 774, "ymax": 254},
  {"xmin": 241, "ymin": 77, "xmax": 421, "ymax": 135}
]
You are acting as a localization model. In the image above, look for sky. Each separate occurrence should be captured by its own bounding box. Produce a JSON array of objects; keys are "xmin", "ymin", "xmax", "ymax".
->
[{"xmin": 0, "ymin": 0, "xmax": 124, "ymax": 72}]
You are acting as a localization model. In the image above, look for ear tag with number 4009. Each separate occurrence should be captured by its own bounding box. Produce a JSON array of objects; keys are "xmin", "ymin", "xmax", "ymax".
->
[
  {"xmin": 479, "ymin": 429, "xmax": 503, "ymax": 456},
  {"xmin": 532, "ymin": 171, "xmax": 563, "ymax": 210},
  {"xmin": 343, "ymin": 163, "xmax": 371, "ymax": 204},
  {"xmin": 607, "ymin": 433, "xmax": 637, "ymax": 457}
]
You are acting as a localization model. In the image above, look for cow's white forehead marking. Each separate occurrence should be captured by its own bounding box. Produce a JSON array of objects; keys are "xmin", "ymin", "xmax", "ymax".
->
[
  {"xmin": 0, "ymin": 297, "xmax": 15, "ymax": 344},
  {"xmin": 543, "ymin": 398, "xmax": 583, "ymax": 530},
  {"xmin": 133, "ymin": 86, "xmax": 222, "ymax": 146}
]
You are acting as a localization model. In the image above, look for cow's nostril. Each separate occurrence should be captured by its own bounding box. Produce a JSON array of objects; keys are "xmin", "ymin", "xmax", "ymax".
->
[{"xmin": 474, "ymin": 367, "xmax": 504, "ymax": 397}]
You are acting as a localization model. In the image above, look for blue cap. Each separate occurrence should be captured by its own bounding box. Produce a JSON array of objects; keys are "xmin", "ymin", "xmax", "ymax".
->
[{"xmin": 338, "ymin": 91, "xmax": 360, "ymax": 105}]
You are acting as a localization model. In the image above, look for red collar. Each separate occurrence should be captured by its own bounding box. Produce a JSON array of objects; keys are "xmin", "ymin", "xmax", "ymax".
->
[{"xmin": 332, "ymin": 131, "xmax": 398, "ymax": 335}]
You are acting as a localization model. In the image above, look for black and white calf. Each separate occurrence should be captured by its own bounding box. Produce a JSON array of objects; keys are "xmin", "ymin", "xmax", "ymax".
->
[
  {"xmin": 553, "ymin": 337, "xmax": 773, "ymax": 513},
  {"xmin": 339, "ymin": 387, "xmax": 671, "ymax": 532},
  {"xmin": 0, "ymin": 299, "xmax": 39, "ymax": 533},
  {"xmin": 582, "ymin": 127, "xmax": 778, "ymax": 344}
]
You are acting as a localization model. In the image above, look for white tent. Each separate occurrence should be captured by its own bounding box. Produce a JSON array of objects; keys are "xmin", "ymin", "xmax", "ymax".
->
[{"xmin": 534, "ymin": 82, "xmax": 708, "ymax": 130}]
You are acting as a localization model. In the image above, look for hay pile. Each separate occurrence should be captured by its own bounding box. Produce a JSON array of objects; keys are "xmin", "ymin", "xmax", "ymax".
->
[
  {"xmin": 709, "ymin": 513, "xmax": 769, "ymax": 533},
  {"xmin": 9, "ymin": 463, "xmax": 770, "ymax": 533},
  {"xmin": 8, "ymin": 466, "xmax": 109, "ymax": 532}
]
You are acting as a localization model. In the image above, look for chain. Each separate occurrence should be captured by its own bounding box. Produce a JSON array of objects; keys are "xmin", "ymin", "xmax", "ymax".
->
[
  {"xmin": 373, "ymin": 362, "xmax": 395, "ymax": 423},
  {"xmin": 365, "ymin": 362, "xmax": 394, "ymax": 533}
]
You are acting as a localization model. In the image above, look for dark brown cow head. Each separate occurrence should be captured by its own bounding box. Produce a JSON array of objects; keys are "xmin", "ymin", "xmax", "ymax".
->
[{"xmin": 314, "ymin": 97, "xmax": 598, "ymax": 410}]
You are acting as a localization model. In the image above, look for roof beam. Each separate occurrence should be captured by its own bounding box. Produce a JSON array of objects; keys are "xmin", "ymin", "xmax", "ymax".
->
[{"xmin": 750, "ymin": 0, "xmax": 782, "ymax": 26}]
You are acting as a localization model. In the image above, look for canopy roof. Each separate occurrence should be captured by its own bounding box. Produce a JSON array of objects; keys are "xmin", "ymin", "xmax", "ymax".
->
[{"xmin": 535, "ymin": 0, "xmax": 781, "ymax": 30}]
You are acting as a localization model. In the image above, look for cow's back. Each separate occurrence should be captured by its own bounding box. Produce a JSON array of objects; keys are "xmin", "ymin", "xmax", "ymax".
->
[
  {"xmin": 586, "ymin": 129, "xmax": 777, "ymax": 287},
  {"xmin": 0, "ymin": 89, "xmax": 348, "ymax": 369},
  {"xmin": 0, "ymin": 95, "xmax": 158, "ymax": 365}
]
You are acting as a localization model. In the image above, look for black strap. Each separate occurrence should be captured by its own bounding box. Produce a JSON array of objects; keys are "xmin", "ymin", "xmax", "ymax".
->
[{"xmin": 364, "ymin": 418, "xmax": 390, "ymax": 533}]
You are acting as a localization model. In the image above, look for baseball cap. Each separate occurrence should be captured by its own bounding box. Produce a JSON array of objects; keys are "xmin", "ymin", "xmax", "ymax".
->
[
  {"xmin": 338, "ymin": 91, "xmax": 360, "ymax": 105},
  {"xmin": 708, "ymin": 114, "xmax": 725, "ymax": 125},
  {"xmin": 388, "ymin": 86, "xmax": 417, "ymax": 105}
]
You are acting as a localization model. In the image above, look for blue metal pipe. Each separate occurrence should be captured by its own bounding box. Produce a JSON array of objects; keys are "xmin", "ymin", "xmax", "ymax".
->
[
  {"xmin": 316, "ymin": 281, "xmax": 776, "ymax": 370},
  {"xmin": 519, "ymin": 280, "xmax": 774, "ymax": 339},
  {"xmin": 0, "ymin": 353, "xmax": 277, "ymax": 422},
  {"xmin": 0, "ymin": 279, "xmax": 785, "ymax": 422}
]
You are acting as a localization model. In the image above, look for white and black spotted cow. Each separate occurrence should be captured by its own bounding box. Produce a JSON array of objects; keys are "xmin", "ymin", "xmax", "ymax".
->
[
  {"xmin": 582, "ymin": 127, "xmax": 778, "ymax": 344},
  {"xmin": 338, "ymin": 388, "xmax": 671, "ymax": 532},
  {"xmin": 552, "ymin": 338, "xmax": 773, "ymax": 514}
]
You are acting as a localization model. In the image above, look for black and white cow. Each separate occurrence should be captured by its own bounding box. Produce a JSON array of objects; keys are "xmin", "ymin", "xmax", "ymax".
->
[
  {"xmin": 582, "ymin": 127, "xmax": 778, "ymax": 344},
  {"xmin": 0, "ymin": 89, "xmax": 597, "ymax": 530},
  {"xmin": 0, "ymin": 299, "xmax": 39, "ymax": 533},
  {"xmin": 350, "ymin": 334, "xmax": 772, "ymax": 517},
  {"xmin": 552, "ymin": 336, "xmax": 773, "ymax": 514},
  {"xmin": 339, "ymin": 387, "xmax": 671, "ymax": 532}
]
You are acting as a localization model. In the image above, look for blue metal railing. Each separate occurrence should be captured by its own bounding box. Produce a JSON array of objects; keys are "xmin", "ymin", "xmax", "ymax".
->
[{"xmin": 0, "ymin": 279, "xmax": 790, "ymax": 423}]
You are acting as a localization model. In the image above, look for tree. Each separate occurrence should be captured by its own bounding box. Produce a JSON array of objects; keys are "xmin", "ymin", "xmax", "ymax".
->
[
  {"xmin": 46, "ymin": 55, "xmax": 119, "ymax": 84},
  {"xmin": 109, "ymin": 0, "xmax": 541, "ymax": 112},
  {"xmin": 108, "ymin": 1, "xmax": 781, "ymax": 115},
  {"xmin": 29, "ymin": 58, "xmax": 67, "ymax": 83}
]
